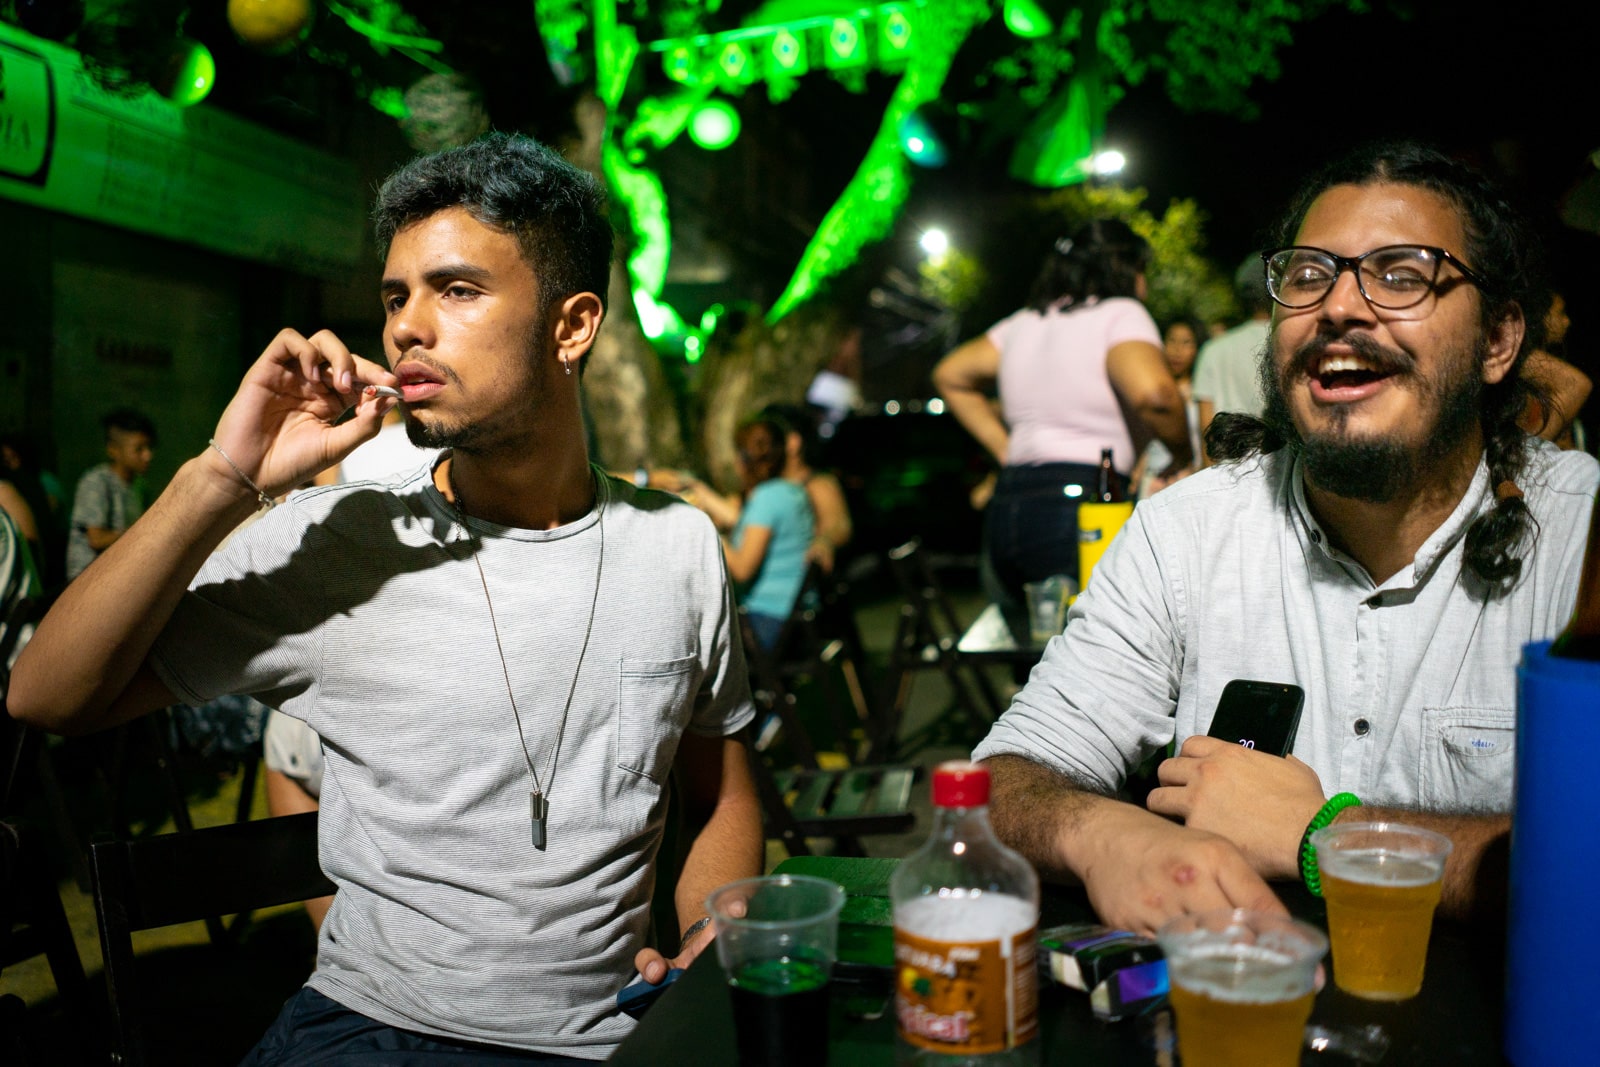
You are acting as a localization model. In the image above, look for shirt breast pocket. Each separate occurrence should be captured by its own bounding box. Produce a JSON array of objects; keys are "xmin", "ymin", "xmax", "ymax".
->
[
  {"xmin": 616, "ymin": 654, "xmax": 699, "ymax": 783},
  {"xmin": 1418, "ymin": 706, "xmax": 1516, "ymax": 814}
]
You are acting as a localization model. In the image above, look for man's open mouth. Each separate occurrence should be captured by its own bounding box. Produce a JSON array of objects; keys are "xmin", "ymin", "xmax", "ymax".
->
[{"xmin": 1312, "ymin": 354, "xmax": 1396, "ymax": 392}]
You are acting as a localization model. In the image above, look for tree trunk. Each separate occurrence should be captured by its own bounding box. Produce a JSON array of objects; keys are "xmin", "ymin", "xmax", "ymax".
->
[
  {"xmin": 566, "ymin": 93, "xmax": 686, "ymax": 470},
  {"xmin": 695, "ymin": 308, "xmax": 843, "ymax": 490}
]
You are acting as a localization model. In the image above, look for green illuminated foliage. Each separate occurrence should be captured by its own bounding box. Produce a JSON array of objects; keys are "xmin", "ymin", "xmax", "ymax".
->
[
  {"xmin": 919, "ymin": 247, "xmax": 986, "ymax": 312},
  {"xmin": 767, "ymin": 0, "xmax": 990, "ymax": 321},
  {"xmin": 980, "ymin": 0, "xmax": 1365, "ymax": 122},
  {"xmin": 325, "ymin": 0, "xmax": 451, "ymax": 75}
]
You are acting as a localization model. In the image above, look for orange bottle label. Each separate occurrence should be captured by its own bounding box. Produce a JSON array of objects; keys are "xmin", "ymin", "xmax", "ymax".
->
[{"xmin": 894, "ymin": 926, "xmax": 1038, "ymax": 1054}]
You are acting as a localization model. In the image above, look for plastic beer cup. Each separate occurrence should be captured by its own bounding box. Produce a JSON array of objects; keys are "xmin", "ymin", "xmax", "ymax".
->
[
  {"xmin": 1022, "ymin": 575, "xmax": 1073, "ymax": 643},
  {"xmin": 1311, "ymin": 821, "xmax": 1452, "ymax": 1000},
  {"xmin": 707, "ymin": 874, "xmax": 846, "ymax": 1067},
  {"xmin": 1156, "ymin": 909, "xmax": 1327, "ymax": 1067}
]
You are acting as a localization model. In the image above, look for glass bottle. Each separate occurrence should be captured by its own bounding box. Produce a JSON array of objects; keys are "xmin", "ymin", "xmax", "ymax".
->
[
  {"xmin": 1552, "ymin": 489, "xmax": 1600, "ymax": 660},
  {"xmin": 891, "ymin": 761, "xmax": 1040, "ymax": 1065},
  {"xmin": 1096, "ymin": 448, "xmax": 1119, "ymax": 503}
]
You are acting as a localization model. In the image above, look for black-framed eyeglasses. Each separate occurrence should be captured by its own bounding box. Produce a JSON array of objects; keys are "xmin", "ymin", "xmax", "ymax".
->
[{"xmin": 1260, "ymin": 245, "xmax": 1490, "ymax": 310}]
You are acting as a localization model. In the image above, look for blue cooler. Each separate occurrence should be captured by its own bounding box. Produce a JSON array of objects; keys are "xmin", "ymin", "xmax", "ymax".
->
[{"xmin": 1505, "ymin": 641, "xmax": 1600, "ymax": 1065}]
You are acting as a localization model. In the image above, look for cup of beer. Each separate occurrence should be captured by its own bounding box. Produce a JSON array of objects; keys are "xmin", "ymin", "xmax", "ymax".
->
[
  {"xmin": 1310, "ymin": 821, "xmax": 1452, "ymax": 1000},
  {"xmin": 1156, "ymin": 909, "xmax": 1327, "ymax": 1067},
  {"xmin": 707, "ymin": 874, "xmax": 847, "ymax": 1067}
]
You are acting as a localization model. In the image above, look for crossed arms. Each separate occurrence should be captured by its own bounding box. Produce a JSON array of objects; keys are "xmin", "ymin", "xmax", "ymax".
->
[{"xmin": 985, "ymin": 747, "xmax": 1510, "ymax": 936}]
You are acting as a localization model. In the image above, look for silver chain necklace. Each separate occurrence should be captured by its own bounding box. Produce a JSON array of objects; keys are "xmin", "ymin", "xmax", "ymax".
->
[{"xmin": 451, "ymin": 464, "xmax": 606, "ymax": 851}]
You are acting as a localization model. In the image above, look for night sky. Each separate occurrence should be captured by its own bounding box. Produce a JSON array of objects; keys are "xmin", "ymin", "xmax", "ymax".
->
[
  {"xmin": 1109, "ymin": 3, "xmax": 1596, "ymax": 266},
  {"xmin": 896, "ymin": 1, "xmax": 1598, "ymax": 374}
]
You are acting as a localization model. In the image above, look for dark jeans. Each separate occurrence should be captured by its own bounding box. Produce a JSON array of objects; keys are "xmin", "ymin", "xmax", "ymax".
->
[
  {"xmin": 240, "ymin": 987, "xmax": 591, "ymax": 1066},
  {"xmin": 983, "ymin": 462, "xmax": 1125, "ymax": 615},
  {"xmin": 745, "ymin": 611, "xmax": 786, "ymax": 653}
]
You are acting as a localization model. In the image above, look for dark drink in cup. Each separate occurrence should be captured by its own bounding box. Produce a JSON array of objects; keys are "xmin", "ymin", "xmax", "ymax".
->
[
  {"xmin": 708, "ymin": 874, "xmax": 845, "ymax": 1067},
  {"xmin": 729, "ymin": 954, "xmax": 831, "ymax": 1067}
]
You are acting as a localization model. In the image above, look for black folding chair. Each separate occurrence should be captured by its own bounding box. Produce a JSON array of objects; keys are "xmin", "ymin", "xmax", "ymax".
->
[
  {"xmin": 2, "ymin": 716, "xmax": 96, "ymax": 1065},
  {"xmin": 90, "ymin": 811, "xmax": 334, "ymax": 1066},
  {"xmin": 870, "ymin": 539, "xmax": 1006, "ymax": 761},
  {"xmin": 2, "ymin": 598, "xmax": 95, "ymax": 1065},
  {"xmin": 740, "ymin": 603, "xmax": 917, "ymax": 858},
  {"xmin": 748, "ymin": 563, "xmax": 876, "ymax": 759}
]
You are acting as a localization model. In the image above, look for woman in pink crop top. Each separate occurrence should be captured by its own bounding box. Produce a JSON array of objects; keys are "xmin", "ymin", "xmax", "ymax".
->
[{"xmin": 933, "ymin": 219, "xmax": 1194, "ymax": 613}]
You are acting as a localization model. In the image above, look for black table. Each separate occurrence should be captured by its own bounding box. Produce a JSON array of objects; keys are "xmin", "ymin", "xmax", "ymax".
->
[
  {"xmin": 955, "ymin": 603, "xmax": 1052, "ymax": 667},
  {"xmin": 608, "ymin": 856, "xmax": 1505, "ymax": 1065}
]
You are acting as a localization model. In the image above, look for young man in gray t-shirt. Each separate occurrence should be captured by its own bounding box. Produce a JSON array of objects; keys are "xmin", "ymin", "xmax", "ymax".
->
[{"xmin": 12, "ymin": 134, "xmax": 763, "ymax": 1063}]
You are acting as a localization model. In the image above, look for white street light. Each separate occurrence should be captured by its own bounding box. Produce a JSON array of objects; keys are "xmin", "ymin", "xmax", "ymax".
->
[
  {"xmin": 1092, "ymin": 150, "xmax": 1126, "ymax": 176},
  {"xmin": 919, "ymin": 228, "xmax": 950, "ymax": 257}
]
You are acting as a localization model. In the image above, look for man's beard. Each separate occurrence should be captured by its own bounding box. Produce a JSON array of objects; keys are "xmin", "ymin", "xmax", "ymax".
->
[
  {"xmin": 401, "ymin": 337, "xmax": 550, "ymax": 454},
  {"xmin": 1259, "ymin": 330, "xmax": 1484, "ymax": 504}
]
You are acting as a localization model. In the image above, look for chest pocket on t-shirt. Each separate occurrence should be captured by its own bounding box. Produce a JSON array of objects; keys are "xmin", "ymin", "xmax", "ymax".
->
[
  {"xmin": 617, "ymin": 654, "xmax": 699, "ymax": 783},
  {"xmin": 1418, "ymin": 706, "xmax": 1515, "ymax": 814}
]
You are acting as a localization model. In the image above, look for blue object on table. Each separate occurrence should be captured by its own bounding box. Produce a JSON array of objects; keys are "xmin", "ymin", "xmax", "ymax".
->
[
  {"xmin": 1505, "ymin": 641, "xmax": 1600, "ymax": 1066},
  {"xmin": 617, "ymin": 968, "xmax": 685, "ymax": 1018}
]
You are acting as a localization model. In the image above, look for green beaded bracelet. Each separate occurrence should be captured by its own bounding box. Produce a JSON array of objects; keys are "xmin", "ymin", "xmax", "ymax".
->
[{"xmin": 1300, "ymin": 792, "xmax": 1363, "ymax": 896}]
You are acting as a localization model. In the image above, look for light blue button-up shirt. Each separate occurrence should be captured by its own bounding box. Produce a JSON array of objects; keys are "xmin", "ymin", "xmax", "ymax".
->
[{"xmin": 973, "ymin": 441, "xmax": 1598, "ymax": 814}]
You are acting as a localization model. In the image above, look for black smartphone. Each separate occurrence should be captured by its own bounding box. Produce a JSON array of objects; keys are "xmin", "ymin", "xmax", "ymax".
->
[{"xmin": 1205, "ymin": 679, "xmax": 1305, "ymax": 757}]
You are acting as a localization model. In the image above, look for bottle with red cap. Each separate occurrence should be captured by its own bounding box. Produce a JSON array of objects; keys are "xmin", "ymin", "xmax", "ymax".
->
[{"xmin": 890, "ymin": 760, "xmax": 1040, "ymax": 1065}]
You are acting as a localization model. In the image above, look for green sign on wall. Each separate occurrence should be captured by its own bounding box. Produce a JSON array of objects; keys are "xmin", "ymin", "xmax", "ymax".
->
[{"xmin": 0, "ymin": 22, "xmax": 364, "ymax": 276}]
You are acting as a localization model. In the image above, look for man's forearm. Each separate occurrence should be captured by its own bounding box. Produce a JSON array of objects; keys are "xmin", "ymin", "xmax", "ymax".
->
[
  {"xmin": 984, "ymin": 754, "xmax": 1116, "ymax": 883},
  {"xmin": 1334, "ymin": 805, "xmax": 1510, "ymax": 921},
  {"xmin": 9, "ymin": 453, "xmax": 259, "ymax": 733},
  {"xmin": 674, "ymin": 738, "xmax": 765, "ymax": 934}
]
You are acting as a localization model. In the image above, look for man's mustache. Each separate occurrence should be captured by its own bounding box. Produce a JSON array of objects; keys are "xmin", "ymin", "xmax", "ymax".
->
[{"xmin": 1288, "ymin": 331, "xmax": 1416, "ymax": 379}]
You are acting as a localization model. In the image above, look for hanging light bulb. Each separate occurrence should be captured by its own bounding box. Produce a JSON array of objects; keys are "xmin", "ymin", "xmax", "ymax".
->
[
  {"xmin": 1003, "ymin": 0, "xmax": 1054, "ymax": 39},
  {"xmin": 158, "ymin": 40, "xmax": 216, "ymax": 107},
  {"xmin": 227, "ymin": 0, "xmax": 315, "ymax": 54},
  {"xmin": 898, "ymin": 109, "xmax": 948, "ymax": 168},
  {"xmin": 687, "ymin": 100, "xmax": 741, "ymax": 151}
]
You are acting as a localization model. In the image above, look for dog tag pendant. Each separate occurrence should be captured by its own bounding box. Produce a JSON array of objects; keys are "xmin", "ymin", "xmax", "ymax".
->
[{"xmin": 531, "ymin": 792, "xmax": 549, "ymax": 850}]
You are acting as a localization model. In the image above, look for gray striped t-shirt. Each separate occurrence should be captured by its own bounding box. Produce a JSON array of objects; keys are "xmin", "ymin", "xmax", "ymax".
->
[{"xmin": 151, "ymin": 464, "xmax": 753, "ymax": 1058}]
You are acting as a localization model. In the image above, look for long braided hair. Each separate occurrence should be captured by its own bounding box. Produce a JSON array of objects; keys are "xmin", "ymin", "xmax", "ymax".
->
[{"xmin": 1207, "ymin": 141, "xmax": 1553, "ymax": 589}]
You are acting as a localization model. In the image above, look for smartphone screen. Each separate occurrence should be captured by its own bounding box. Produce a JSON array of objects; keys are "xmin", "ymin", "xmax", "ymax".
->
[{"xmin": 1205, "ymin": 679, "xmax": 1305, "ymax": 757}]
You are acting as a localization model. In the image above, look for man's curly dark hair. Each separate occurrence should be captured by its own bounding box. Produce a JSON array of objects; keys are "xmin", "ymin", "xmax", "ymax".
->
[{"xmin": 372, "ymin": 132, "xmax": 613, "ymax": 319}]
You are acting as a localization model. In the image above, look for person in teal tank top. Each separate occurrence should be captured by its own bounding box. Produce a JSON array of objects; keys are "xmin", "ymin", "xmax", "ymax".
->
[{"xmin": 722, "ymin": 416, "xmax": 815, "ymax": 650}]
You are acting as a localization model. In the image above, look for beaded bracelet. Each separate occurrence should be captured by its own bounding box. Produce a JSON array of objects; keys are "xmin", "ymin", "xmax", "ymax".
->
[
  {"xmin": 207, "ymin": 439, "xmax": 275, "ymax": 510},
  {"xmin": 1300, "ymin": 792, "xmax": 1363, "ymax": 896}
]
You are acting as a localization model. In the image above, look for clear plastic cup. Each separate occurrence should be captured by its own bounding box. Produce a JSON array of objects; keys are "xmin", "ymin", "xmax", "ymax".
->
[
  {"xmin": 1157, "ymin": 909, "xmax": 1327, "ymax": 1067},
  {"xmin": 1311, "ymin": 821, "xmax": 1452, "ymax": 1000},
  {"xmin": 1023, "ymin": 574, "xmax": 1073, "ymax": 643},
  {"xmin": 707, "ymin": 874, "xmax": 846, "ymax": 1067}
]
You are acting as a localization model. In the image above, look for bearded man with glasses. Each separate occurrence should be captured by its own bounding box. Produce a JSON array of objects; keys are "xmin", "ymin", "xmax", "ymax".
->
[{"xmin": 970, "ymin": 141, "xmax": 1599, "ymax": 935}]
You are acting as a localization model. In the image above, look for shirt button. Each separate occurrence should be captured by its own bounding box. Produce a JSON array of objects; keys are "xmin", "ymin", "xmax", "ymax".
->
[{"xmin": 1354, "ymin": 718, "xmax": 1371, "ymax": 737}]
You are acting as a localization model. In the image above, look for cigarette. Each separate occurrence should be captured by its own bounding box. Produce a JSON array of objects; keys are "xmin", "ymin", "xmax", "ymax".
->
[{"xmin": 366, "ymin": 385, "xmax": 403, "ymax": 399}]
